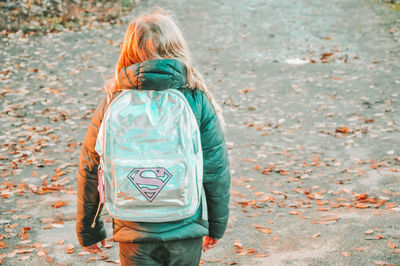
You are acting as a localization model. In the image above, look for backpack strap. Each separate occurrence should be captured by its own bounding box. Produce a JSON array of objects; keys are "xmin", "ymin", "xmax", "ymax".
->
[{"xmin": 201, "ymin": 186, "xmax": 208, "ymax": 221}]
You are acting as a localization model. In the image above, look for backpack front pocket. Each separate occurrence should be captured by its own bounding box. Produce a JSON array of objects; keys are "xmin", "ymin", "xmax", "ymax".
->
[{"xmin": 111, "ymin": 159, "xmax": 188, "ymax": 209}]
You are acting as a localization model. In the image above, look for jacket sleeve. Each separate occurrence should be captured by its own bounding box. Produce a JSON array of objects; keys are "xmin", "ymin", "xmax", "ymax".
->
[
  {"xmin": 76, "ymin": 96, "xmax": 108, "ymax": 247},
  {"xmin": 199, "ymin": 91, "xmax": 231, "ymax": 239}
]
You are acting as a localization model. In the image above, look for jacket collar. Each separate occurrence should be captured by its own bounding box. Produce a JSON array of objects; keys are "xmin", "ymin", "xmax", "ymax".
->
[{"xmin": 118, "ymin": 59, "xmax": 187, "ymax": 91}]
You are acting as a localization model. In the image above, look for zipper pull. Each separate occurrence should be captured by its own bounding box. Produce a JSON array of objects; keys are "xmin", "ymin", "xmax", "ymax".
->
[{"xmin": 91, "ymin": 202, "xmax": 102, "ymax": 228}]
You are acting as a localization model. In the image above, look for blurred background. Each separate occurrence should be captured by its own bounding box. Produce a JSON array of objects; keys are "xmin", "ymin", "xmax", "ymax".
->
[{"xmin": 0, "ymin": 0, "xmax": 136, "ymax": 34}]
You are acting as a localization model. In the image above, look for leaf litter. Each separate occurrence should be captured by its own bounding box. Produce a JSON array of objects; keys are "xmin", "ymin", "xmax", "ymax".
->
[{"xmin": 1, "ymin": 0, "xmax": 400, "ymax": 265}]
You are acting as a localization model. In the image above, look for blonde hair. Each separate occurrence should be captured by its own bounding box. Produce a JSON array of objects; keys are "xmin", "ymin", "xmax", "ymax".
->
[{"xmin": 105, "ymin": 9, "xmax": 225, "ymax": 127}]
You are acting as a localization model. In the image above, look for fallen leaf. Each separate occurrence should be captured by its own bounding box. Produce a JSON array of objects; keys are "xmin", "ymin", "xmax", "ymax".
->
[
  {"xmin": 18, "ymin": 255, "xmax": 31, "ymax": 261},
  {"xmin": 51, "ymin": 201, "xmax": 68, "ymax": 208},
  {"xmin": 65, "ymin": 244, "xmax": 75, "ymax": 254},
  {"xmin": 0, "ymin": 241, "xmax": 8, "ymax": 249},
  {"xmin": 312, "ymin": 215, "xmax": 338, "ymax": 225},
  {"xmin": 373, "ymin": 261, "xmax": 396, "ymax": 266},
  {"xmin": 335, "ymin": 126, "xmax": 350, "ymax": 134},
  {"xmin": 388, "ymin": 239, "xmax": 397, "ymax": 249},
  {"xmin": 312, "ymin": 233, "xmax": 320, "ymax": 239},
  {"xmin": 355, "ymin": 203, "xmax": 369, "ymax": 209},
  {"xmin": 314, "ymin": 192, "xmax": 324, "ymax": 200},
  {"xmin": 239, "ymin": 88, "xmax": 255, "ymax": 94},
  {"xmin": 79, "ymin": 251, "xmax": 91, "ymax": 256},
  {"xmin": 354, "ymin": 246, "xmax": 374, "ymax": 251},
  {"xmin": 253, "ymin": 224, "xmax": 272, "ymax": 234},
  {"xmin": 15, "ymin": 248, "xmax": 34, "ymax": 254},
  {"xmin": 233, "ymin": 240, "xmax": 243, "ymax": 249},
  {"xmin": 341, "ymin": 251, "xmax": 350, "ymax": 257},
  {"xmin": 355, "ymin": 193, "xmax": 368, "ymax": 201},
  {"xmin": 365, "ymin": 229, "xmax": 374, "ymax": 235}
]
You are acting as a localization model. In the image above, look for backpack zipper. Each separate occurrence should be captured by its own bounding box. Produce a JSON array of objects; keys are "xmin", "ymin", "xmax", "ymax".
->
[{"xmin": 90, "ymin": 93, "xmax": 123, "ymax": 229}]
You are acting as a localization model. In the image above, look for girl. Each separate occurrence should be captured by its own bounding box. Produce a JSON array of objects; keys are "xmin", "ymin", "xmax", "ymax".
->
[{"xmin": 76, "ymin": 9, "xmax": 231, "ymax": 266}]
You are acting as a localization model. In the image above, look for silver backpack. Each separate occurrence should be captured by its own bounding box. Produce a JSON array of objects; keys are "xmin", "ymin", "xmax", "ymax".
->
[{"xmin": 95, "ymin": 89, "xmax": 204, "ymax": 222}]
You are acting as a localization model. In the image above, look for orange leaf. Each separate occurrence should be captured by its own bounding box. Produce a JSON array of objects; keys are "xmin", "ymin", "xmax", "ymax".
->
[
  {"xmin": 312, "ymin": 233, "xmax": 320, "ymax": 239},
  {"xmin": 253, "ymin": 224, "xmax": 272, "ymax": 234},
  {"xmin": 259, "ymin": 228, "xmax": 272, "ymax": 234},
  {"xmin": 355, "ymin": 203, "xmax": 369, "ymax": 209},
  {"xmin": 373, "ymin": 261, "xmax": 396, "ymax": 265},
  {"xmin": 314, "ymin": 192, "xmax": 324, "ymax": 200},
  {"xmin": 365, "ymin": 229, "xmax": 374, "ymax": 235},
  {"xmin": 260, "ymin": 195, "xmax": 275, "ymax": 202},
  {"xmin": 51, "ymin": 201, "xmax": 68, "ymax": 208},
  {"xmin": 388, "ymin": 239, "xmax": 397, "ymax": 249},
  {"xmin": 335, "ymin": 126, "xmax": 350, "ymax": 134},
  {"xmin": 233, "ymin": 240, "xmax": 243, "ymax": 249},
  {"xmin": 240, "ymin": 88, "xmax": 255, "ymax": 94},
  {"xmin": 341, "ymin": 251, "xmax": 350, "ymax": 257},
  {"xmin": 0, "ymin": 241, "xmax": 8, "ymax": 249},
  {"xmin": 65, "ymin": 244, "xmax": 75, "ymax": 254},
  {"xmin": 370, "ymin": 162, "xmax": 380, "ymax": 169}
]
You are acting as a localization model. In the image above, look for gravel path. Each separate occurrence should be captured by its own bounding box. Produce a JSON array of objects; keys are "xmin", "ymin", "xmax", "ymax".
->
[{"xmin": 1, "ymin": 0, "xmax": 399, "ymax": 265}]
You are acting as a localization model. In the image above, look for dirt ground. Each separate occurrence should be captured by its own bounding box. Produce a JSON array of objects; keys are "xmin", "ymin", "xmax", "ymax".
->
[{"xmin": 1, "ymin": 0, "xmax": 399, "ymax": 265}]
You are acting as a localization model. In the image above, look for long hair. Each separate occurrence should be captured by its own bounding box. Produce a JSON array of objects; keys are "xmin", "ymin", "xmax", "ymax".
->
[{"xmin": 105, "ymin": 9, "xmax": 225, "ymax": 127}]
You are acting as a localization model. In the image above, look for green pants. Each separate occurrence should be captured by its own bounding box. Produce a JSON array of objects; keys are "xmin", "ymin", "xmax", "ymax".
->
[{"xmin": 119, "ymin": 237, "xmax": 203, "ymax": 266}]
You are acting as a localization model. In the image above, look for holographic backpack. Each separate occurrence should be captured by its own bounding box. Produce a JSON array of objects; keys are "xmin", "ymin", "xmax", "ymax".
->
[{"xmin": 94, "ymin": 89, "xmax": 204, "ymax": 222}]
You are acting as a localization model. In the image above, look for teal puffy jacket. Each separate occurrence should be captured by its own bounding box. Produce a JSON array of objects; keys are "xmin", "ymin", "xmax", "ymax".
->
[{"xmin": 76, "ymin": 59, "xmax": 231, "ymax": 246}]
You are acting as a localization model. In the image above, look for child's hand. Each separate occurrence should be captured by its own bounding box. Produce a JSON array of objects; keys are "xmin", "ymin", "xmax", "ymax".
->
[
  {"xmin": 83, "ymin": 239, "xmax": 106, "ymax": 253},
  {"xmin": 202, "ymin": 236, "xmax": 220, "ymax": 252}
]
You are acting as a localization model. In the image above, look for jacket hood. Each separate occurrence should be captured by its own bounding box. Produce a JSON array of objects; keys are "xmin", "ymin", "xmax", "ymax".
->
[{"xmin": 118, "ymin": 59, "xmax": 187, "ymax": 91}]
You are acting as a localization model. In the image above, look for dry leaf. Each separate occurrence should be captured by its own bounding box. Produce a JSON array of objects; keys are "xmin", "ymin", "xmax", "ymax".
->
[
  {"xmin": 341, "ymin": 251, "xmax": 350, "ymax": 257},
  {"xmin": 65, "ymin": 244, "xmax": 75, "ymax": 254},
  {"xmin": 365, "ymin": 229, "xmax": 374, "ymax": 235},
  {"xmin": 373, "ymin": 261, "xmax": 396, "ymax": 266},
  {"xmin": 312, "ymin": 233, "xmax": 320, "ymax": 239},
  {"xmin": 355, "ymin": 203, "xmax": 369, "ymax": 209},
  {"xmin": 18, "ymin": 255, "xmax": 31, "ymax": 261},
  {"xmin": 354, "ymin": 246, "xmax": 374, "ymax": 251},
  {"xmin": 388, "ymin": 239, "xmax": 397, "ymax": 249},
  {"xmin": 233, "ymin": 240, "xmax": 243, "ymax": 249},
  {"xmin": 51, "ymin": 201, "xmax": 68, "ymax": 208},
  {"xmin": 335, "ymin": 126, "xmax": 350, "ymax": 134}
]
